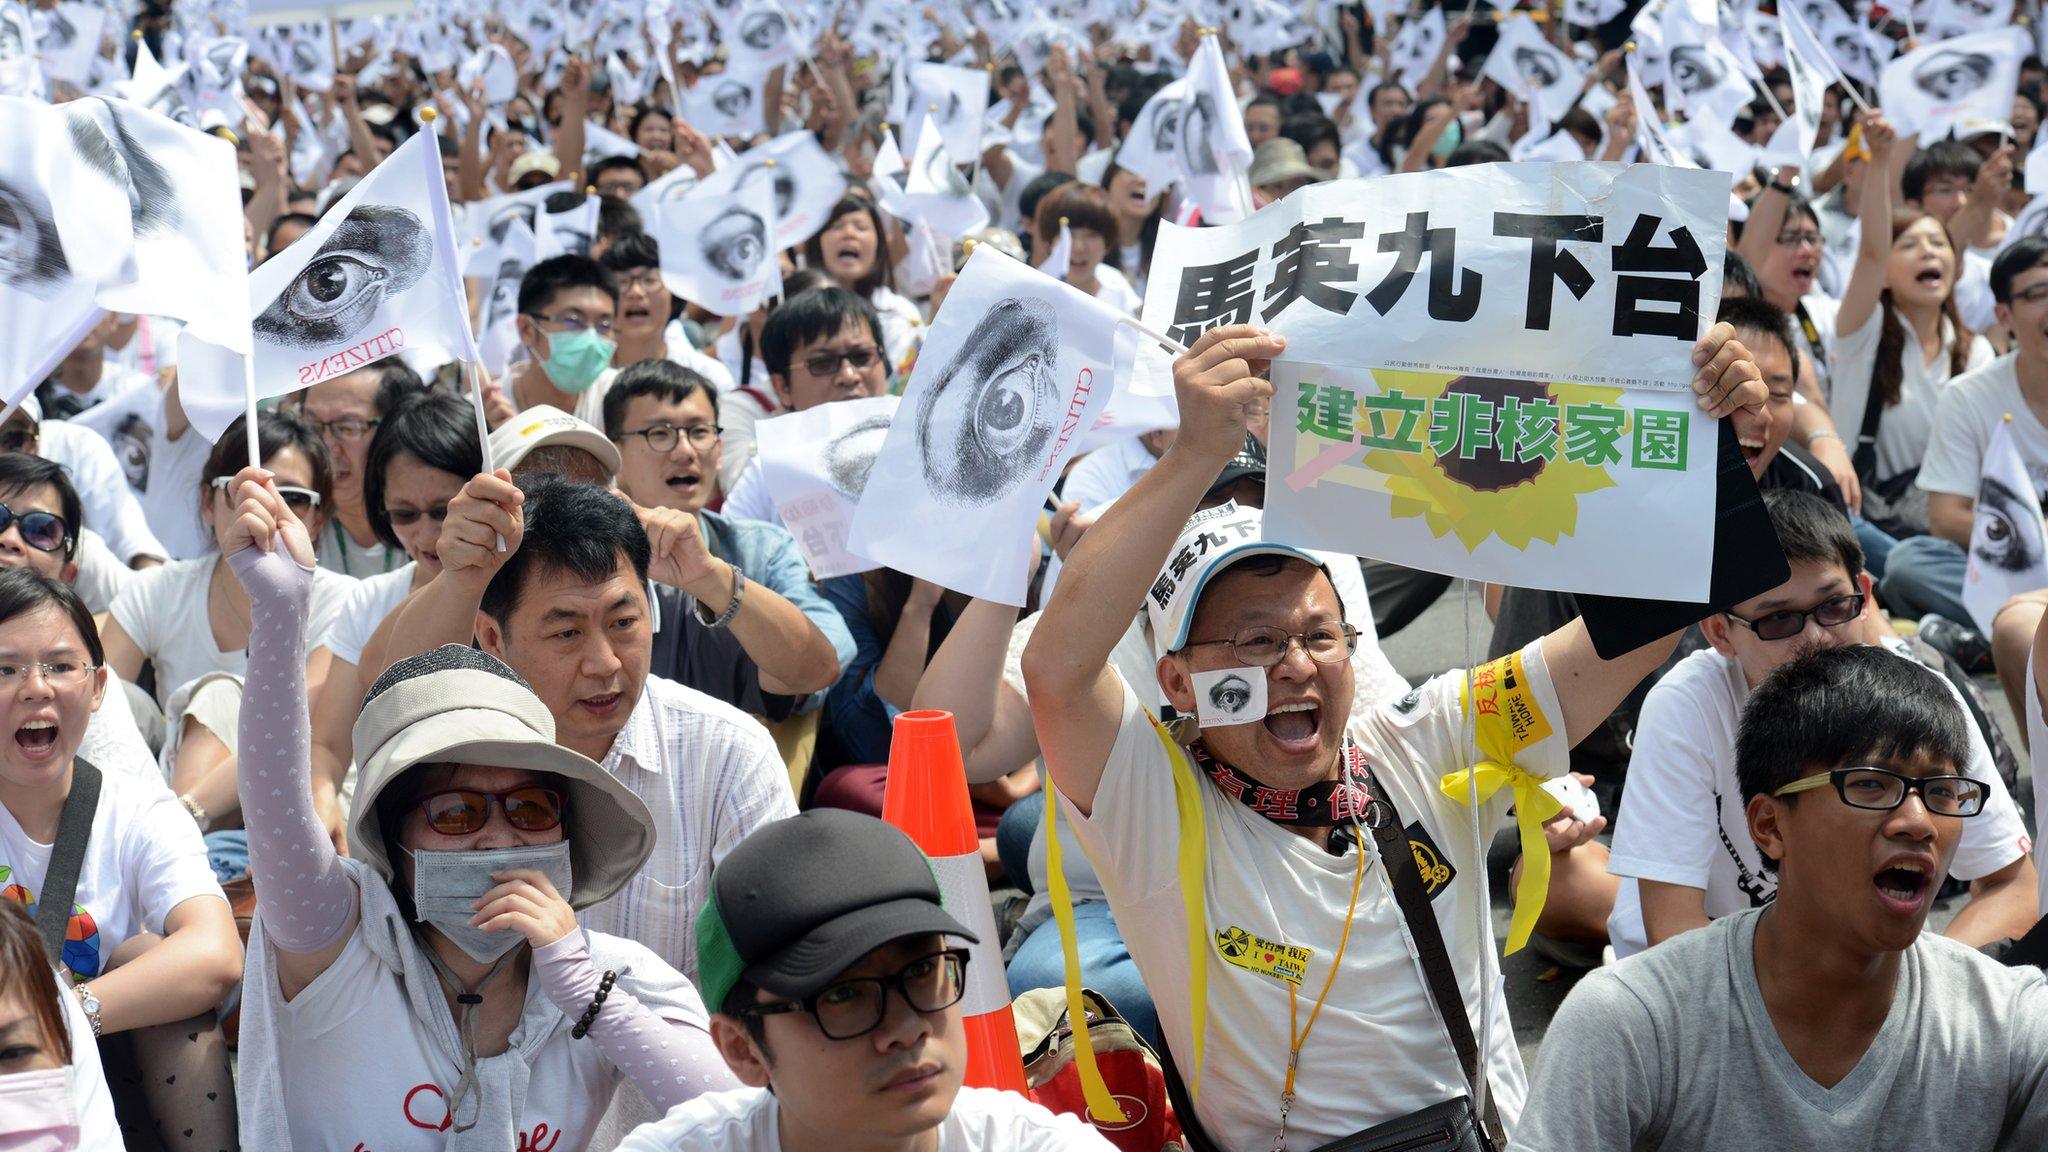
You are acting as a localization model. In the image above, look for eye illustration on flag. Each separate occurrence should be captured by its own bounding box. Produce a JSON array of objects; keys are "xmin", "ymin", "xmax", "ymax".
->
[
  {"xmin": 0, "ymin": 176, "xmax": 71, "ymax": 298},
  {"xmin": 1972, "ymin": 475, "xmax": 2043, "ymax": 574},
  {"xmin": 1513, "ymin": 47, "xmax": 1562, "ymax": 90},
  {"xmin": 254, "ymin": 204, "xmax": 431, "ymax": 348},
  {"xmin": 1149, "ymin": 97, "xmax": 1184, "ymax": 155},
  {"xmin": 1179, "ymin": 90, "xmax": 1220, "ymax": 176},
  {"xmin": 922, "ymin": 140, "xmax": 971, "ymax": 196},
  {"xmin": 825, "ymin": 414, "xmax": 893, "ymax": 498},
  {"xmin": 714, "ymin": 80, "xmax": 753, "ymax": 118},
  {"xmin": 915, "ymin": 296, "xmax": 1060, "ymax": 506},
  {"xmin": 1913, "ymin": 51, "xmax": 1993, "ymax": 101},
  {"xmin": 1666, "ymin": 46, "xmax": 1727, "ymax": 94},
  {"xmin": 734, "ymin": 160, "xmax": 794, "ymax": 217},
  {"xmin": 739, "ymin": 9, "xmax": 786, "ymax": 50},
  {"xmin": 700, "ymin": 203, "xmax": 768, "ymax": 281},
  {"xmin": 65, "ymin": 101, "xmax": 180, "ymax": 235}
]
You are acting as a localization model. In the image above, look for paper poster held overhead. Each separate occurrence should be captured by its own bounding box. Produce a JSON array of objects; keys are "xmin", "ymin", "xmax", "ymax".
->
[
  {"xmin": 655, "ymin": 174, "xmax": 781, "ymax": 317},
  {"xmin": 756, "ymin": 395, "xmax": 900, "ymax": 579}
]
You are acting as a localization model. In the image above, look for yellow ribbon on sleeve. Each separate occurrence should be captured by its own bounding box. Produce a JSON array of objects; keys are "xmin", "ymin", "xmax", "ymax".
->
[{"xmin": 1440, "ymin": 651, "xmax": 1564, "ymax": 955}]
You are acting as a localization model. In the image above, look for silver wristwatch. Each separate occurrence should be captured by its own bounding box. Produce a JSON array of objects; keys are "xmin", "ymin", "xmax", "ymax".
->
[{"xmin": 74, "ymin": 983, "xmax": 102, "ymax": 1037}]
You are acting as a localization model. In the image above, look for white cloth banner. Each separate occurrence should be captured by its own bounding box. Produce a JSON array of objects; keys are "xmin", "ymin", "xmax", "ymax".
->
[
  {"xmin": 756, "ymin": 395, "xmax": 899, "ymax": 579},
  {"xmin": 1265, "ymin": 359, "xmax": 1717, "ymax": 600},
  {"xmin": 1136, "ymin": 162, "xmax": 1729, "ymax": 394},
  {"xmin": 1879, "ymin": 26, "xmax": 2027, "ymax": 146},
  {"xmin": 180, "ymin": 129, "xmax": 474, "ymax": 441},
  {"xmin": 1963, "ymin": 417, "xmax": 2048, "ymax": 636},
  {"xmin": 655, "ymin": 174, "xmax": 779, "ymax": 317},
  {"xmin": 847, "ymin": 245, "xmax": 1119, "ymax": 605}
]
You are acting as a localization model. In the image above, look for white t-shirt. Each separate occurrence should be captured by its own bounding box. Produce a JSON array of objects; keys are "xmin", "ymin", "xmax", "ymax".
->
[
  {"xmin": 1063, "ymin": 643, "xmax": 1572, "ymax": 1149},
  {"xmin": 1794, "ymin": 291, "xmax": 1841, "ymax": 396},
  {"xmin": 1825, "ymin": 307, "xmax": 1995, "ymax": 484},
  {"xmin": 38, "ymin": 416, "xmax": 172, "ymax": 565},
  {"xmin": 320, "ymin": 562, "xmax": 418, "ymax": 667},
  {"xmin": 0, "ymin": 767, "xmax": 224, "ymax": 984},
  {"xmin": 1955, "ymin": 246, "xmax": 1998, "ymax": 336},
  {"xmin": 69, "ymin": 529, "xmax": 133, "ymax": 616},
  {"xmin": 1060, "ymin": 435, "xmax": 1161, "ymax": 517},
  {"xmin": 615, "ymin": 1085, "xmax": 1115, "ymax": 1152},
  {"xmin": 660, "ymin": 330, "xmax": 738, "ymax": 393},
  {"xmin": 1916, "ymin": 354, "xmax": 2048, "ymax": 504},
  {"xmin": 1091, "ymin": 264, "xmax": 1143, "ymax": 317},
  {"xmin": 53, "ymin": 959, "xmax": 123, "ymax": 1150},
  {"xmin": 718, "ymin": 461, "xmax": 776, "ymax": 525},
  {"xmin": 315, "ymin": 519, "xmax": 403, "ymax": 580},
  {"xmin": 68, "ymin": 387, "xmax": 211, "ymax": 560},
  {"xmin": 1606, "ymin": 645, "xmax": 2033, "ymax": 958},
  {"xmin": 871, "ymin": 286, "xmax": 926, "ymax": 374},
  {"xmin": 110, "ymin": 555, "xmax": 357, "ymax": 708}
]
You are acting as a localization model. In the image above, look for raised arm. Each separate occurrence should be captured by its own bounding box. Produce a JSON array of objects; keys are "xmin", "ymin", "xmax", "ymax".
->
[
  {"xmin": 553, "ymin": 57, "xmax": 593, "ymax": 186},
  {"xmin": 914, "ymin": 596, "xmax": 1041, "ymax": 786},
  {"xmin": 1736, "ymin": 170, "xmax": 1794, "ymax": 285},
  {"xmin": 1022, "ymin": 326, "xmax": 1282, "ymax": 814},
  {"xmin": 1838, "ymin": 114, "xmax": 1898, "ymax": 339},
  {"xmin": 363, "ymin": 470, "xmax": 525, "ymax": 678},
  {"xmin": 223, "ymin": 467, "xmax": 360, "ymax": 999}
]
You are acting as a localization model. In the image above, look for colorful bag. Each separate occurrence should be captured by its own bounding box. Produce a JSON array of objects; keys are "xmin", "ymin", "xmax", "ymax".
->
[{"xmin": 1014, "ymin": 987, "xmax": 1184, "ymax": 1152}]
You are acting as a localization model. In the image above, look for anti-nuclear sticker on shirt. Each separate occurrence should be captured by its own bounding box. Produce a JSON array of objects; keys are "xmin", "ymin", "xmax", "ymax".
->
[
  {"xmin": 1464, "ymin": 649, "xmax": 1552, "ymax": 752},
  {"xmin": 1215, "ymin": 926, "xmax": 1312, "ymax": 985}
]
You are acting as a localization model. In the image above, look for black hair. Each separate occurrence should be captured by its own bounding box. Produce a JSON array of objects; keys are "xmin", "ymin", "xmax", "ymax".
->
[
  {"xmin": 1902, "ymin": 140, "xmax": 1982, "ymax": 203},
  {"xmin": 518, "ymin": 254, "xmax": 619, "ymax": 316},
  {"xmin": 363, "ymin": 391, "xmax": 482, "ymax": 551},
  {"xmin": 1115, "ymin": 74, "xmax": 1173, "ymax": 131},
  {"xmin": 590, "ymin": 155, "xmax": 645, "ymax": 186},
  {"xmin": 1018, "ymin": 170, "xmax": 1079, "ymax": 240},
  {"xmin": 479, "ymin": 473, "xmax": 651, "ymax": 622},
  {"xmin": 1717, "ymin": 295, "xmax": 1798, "ymax": 372},
  {"xmin": 0, "ymin": 567, "xmax": 101, "ymax": 666},
  {"xmin": 604, "ymin": 359, "xmax": 720, "ymax": 438},
  {"xmin": 803, "ymin": 195, "xmax": 894, "ymax": 297},
  {"xmin": 0, "ymin": 454, "xmax": 81, "ymax": 561},
  {"xmin": 1246, "ymin": 94, "xmax": 1283, "ymax": 119},
  {"xmin": 203, "ymin": 409, "xmax": 333, "ymax": 520},
  {"xmin": 723, "ymin": 975, "xmax": 772, "ymax": 1055},
  {"xmin": 597, "ymin": 196, "xmax": 643, "ymax": 242},
  {"xmin": 760, "ymin": 286, "xmax": 886, "ymax": 379},
  {"xmin": 1760, "ymin": 488, "xmax": 1865, "ymax": 588},
  {"xmin": 600, "ymin": 231, "xmax": 661, "ymax": 273},
  {"xmin": 1557, "ymin": 107, "xmax": 1601, "ymax": 146},
  {"xmin": 1723, "ymin": 250, "xmax": 1765, "ymax": 301},
  {"xmin": 1736, "ymin": 645, "xmax": 1972, "ymax": 815},
  {"xmin": 1991, "ymin": 236, "xmax": 2048, "ymax": 305},
  {"xmin": 1367, "ymin": 81, "xmax": 1407, "ymax": 109},
  {"xmin": 1445, "ymin": 140, "xmax": 1510, "ymax": 167},
  {"xmin": 629, "ymin": 106, "xmax": 672, "ymax": 141},
  {"xmin": 1280, "ymin": 112, "xmax": 1340, "ymax": 156},
  {"xmin": 264, "ymin": 211, "xmax": 319, "ymax": 255}
]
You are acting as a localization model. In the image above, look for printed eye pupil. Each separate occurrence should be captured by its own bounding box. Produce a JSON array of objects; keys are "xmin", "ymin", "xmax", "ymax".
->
[{"xmin": 308, "ymin": 262, "xmax": 350, "ymax": 302}]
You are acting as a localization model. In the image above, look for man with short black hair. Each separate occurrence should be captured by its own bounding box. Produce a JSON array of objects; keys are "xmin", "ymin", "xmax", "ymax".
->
[
  {"xmin": 506, "ymin": 254, "xmax": 621, "ymax": 426},
  {"xmin": 618, "ymin": 809, "xmax": 1114, "ymax": 1151},
  {"xmin": 599, "ymin": 233, "xmax": 738, "ymax": 387},
  {"xmin": 1718, "ymin": 295, "xmax": 1842, "ymax": 501},
  {"xmin": 1520, "ymin": 645, "xmax": 2048, "ymax": 1151}
]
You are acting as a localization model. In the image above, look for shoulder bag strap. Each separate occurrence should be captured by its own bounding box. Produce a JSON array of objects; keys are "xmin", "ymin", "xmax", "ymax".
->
[
  {"xmin": 1363, "ymin": 779, "xmax": 1508, "ymax": 1151},
  {"xmin": 1851, "ymin": 355, "xmax": 1886, "ymax": 481},
  {"xmin": 36, "ymin": 758, "xmax": 101, "ymax": 969}
]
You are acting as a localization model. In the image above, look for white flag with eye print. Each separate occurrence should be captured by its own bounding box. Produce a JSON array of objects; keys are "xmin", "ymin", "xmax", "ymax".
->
[
  {"xmin": 1483, "ymin": 16, "xmax": 1584, "ymax": 124},
  {"xmin": 898, "ymin": 61, "xmax": 990, "ymax": 175},
  {"xmin": 33, "ymin": 2, "xmax": 105, "ymax": 89},
  {"xmin": 684, "ymin": 68, "xmax": 766, "ymax": 138},
  {"xmin": 692, "ymin": 130, "xmax": 849, "ymax": 250},
  {"xmin": 1777, "ymin": 0, "xmax": 1836, "ymax": 164},
  {"xmin": 459, "ymin": 41, "xmax": 517, "ymax": 105},
  {"xmin": 1879, "ymin": 26, "xmax": 2027, "ymax": 146},
  {"xmin": 1963, "ymin": 417, "xmax": 2048, "ymax": 636},
  {"xmin": 757, "ymin": 395, "xmax": 900, "ymax": 579},
  {"xmin": 1114, "ymin": 77, "xmax": 1188, "ymax": 193},
  {"xmin": 534, "ymin": 194, "xmax": 600, "ymax": 260},
  {"xmin": 178, "ymin": 129, "xmax": 474, "ymax": 442},
  {"xmin": 1391, "ymin": 6, "xmax": 1446, "ymax": 92},
  {"xmin": 0, "ymin": 1, "xmax": 44, "ymax": 98},
  {"xmin": 1181, "ymin": 31, "xmax": 1255, "ymax": 225},
  {"xmin": 847, "ymin": 244, "xmax": 1119, "ymax": 605},
  {"xmin": 655, "ymin": 174, "xmax": 780, "ymax": 317}
]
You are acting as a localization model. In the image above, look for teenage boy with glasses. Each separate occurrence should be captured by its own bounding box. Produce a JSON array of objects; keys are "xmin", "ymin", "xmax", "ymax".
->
[
  {"xmin": 616, "ymin": 809, "xmax": 1114, "ymax": 1152},
  {"xmin": 1520, "ymin": 643, "xmax": 2048, "ymax": 1151},
  {"xmin": 1605, "ymin": 490, "xmax": 2036, "ymax": 959}
]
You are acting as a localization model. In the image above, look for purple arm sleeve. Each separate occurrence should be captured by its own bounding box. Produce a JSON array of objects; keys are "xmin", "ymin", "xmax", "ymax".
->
[
  {"xmin": 230, "ymin": 546, "xmax": 359, "ymax": 954},
  {"xmin": 532, "ymin": 933, "xmax": 742, "ymax": 1110}
]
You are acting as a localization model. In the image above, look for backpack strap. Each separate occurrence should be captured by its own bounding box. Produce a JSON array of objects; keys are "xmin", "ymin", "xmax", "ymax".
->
[{"xmin": 37, "ymin": 758, "xmax": 102, "ymax": 970}]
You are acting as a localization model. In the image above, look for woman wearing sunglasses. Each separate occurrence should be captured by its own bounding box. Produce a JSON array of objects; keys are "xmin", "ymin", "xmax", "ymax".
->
[
  {"xmin": 100, "ymin": 412, "xmax": 356, "ymax": 853},
  {"xmin": 220, "ymin": 466, "xmax": 737, "ymax": 1150},
  {"xmin": 0, "ymin": 567, "xmax": 244, "ymax": 1150}
]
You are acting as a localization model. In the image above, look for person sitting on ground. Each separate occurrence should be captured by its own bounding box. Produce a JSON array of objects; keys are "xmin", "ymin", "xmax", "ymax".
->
[
  {"xmin": 503, "ymin": 255, "xmax": 622, "ymax": 428},
  {"xmin": 0, "ymin": 900, "xmax": 122, "ymax": 1149},
  {"xmin": 615, "ymin": 809, "xmax": 1117, "ymax": 1152},
  {"xmin": 222, "ymin": 468, "xmax": 741, "ymax": 1148},
  {"xmin": 1518, "ymin": 645, "xmax": 2048, "ymax": 1150}
]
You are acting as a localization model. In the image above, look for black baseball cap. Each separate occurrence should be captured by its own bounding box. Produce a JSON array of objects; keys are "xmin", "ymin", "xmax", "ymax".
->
[
  {"xmin": 695, "ymin": 810, "xmax": 978, "ymax": 1015},
  {"xmin": 1205, "ymin": 433, "xmax": 1268, "ymax": 502}
]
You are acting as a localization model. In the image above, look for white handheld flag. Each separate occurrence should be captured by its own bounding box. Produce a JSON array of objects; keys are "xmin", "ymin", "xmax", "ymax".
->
[
  {"xmin": 756, "ymin": 395, "xmax": 899, "ymax": 579},
  {"xmin": 1963, "ymin": 416, "xmax": 2048, "ymax": 636},
  {"xmin": 1627, "ymin": 56, "xmax": 1694, "ymax": 168},
  {"xmin": 1879, "ymin": 27, "xmax": 2027, "ymax": 146},
  {"xmin": 534, "ymin": 195, "xmax": 600, "ymax": 260},
  {"xmin": 1181, "ymin": 31, "xmax": 1255, "ymax": 225},
  {"xmin": 1113, "ymin": 78, "xmax": 1187, "ymax": 193},
  {"xmin": 879, "ymin": 111, "xmax": 989, "ymax": 240},
  {"xmin": 899, "ymin": 61, "xmax": 991, "ymax": 175},
  {"xmin": 694, "ymin": 131, "xmax": 851, "ymax": 251},
  {"xmin": 655, "ymin": 175, "xmax": 780, "ymax": 317},
  {"xmin": 1484, "ymin": 17, "xmax": 1584, "ymax": 124},
  {"xmin": 179, "ymin": 129, "xmax": 475, "ymax": 441},
  {"xmin": 847, "ymin": 245, "xmax": 1119, "ymax": 604},
  {"xmin": 1777, "ymin": 0, "xmax": 1837, "ymax": 164},
  {"xmin": 0, "ymin": 2, "xmax": 44, "ymax": 98},
  {"xmin": 1037, "ymin": 218, "xmax": 1071, "ymax": 277}
]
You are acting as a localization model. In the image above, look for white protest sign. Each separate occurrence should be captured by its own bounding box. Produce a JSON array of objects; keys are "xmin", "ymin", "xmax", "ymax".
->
[
  {"xmin": 655, "ymin": 175, "xmax": 779, "ymax": 317},
  {"xmin": 683, "ymin": 69, "xmax": 765, "ymax": 139},
  {"xmin": 1879, "ymin": 26, "xmax": 2027, "ymax": 146},
  {"xmin": 847, "ymin": 245, "xmax": 1119, "ymax": 605},
  {"xmin": 1136, "ymin": 162, "xmax": 1729, "ymax": 393},
  {"xmin": 1266, "ymin": 360, "xmax": 1717, "ymax": 600},
  {"xmin": 756, "ymin": 395, "xmax": 899, "ymax": 579}
]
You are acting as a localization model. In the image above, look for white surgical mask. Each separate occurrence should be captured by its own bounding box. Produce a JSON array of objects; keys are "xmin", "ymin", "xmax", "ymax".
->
[
  {"xmin": 0, "ymin": 1068, "xmax": 78, "ymax": 1152},
  {"xmin": 405, "ymin": 841, "xmax": 574, "ymax": 963}
]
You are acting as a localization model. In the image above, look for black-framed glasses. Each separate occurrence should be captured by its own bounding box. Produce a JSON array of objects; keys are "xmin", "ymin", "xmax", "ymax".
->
[
  {"xmin": 524, "ymin": 311, "xmax": 616, "ymax": 338},
  {"xmin": 615, "ymin": 269, "xmax": 665, "ymax": 293},
  {"xmin": 0, "ymin": 427, "xmax": 37, "ymax": 454},
  {"xmin": 1775, "ymin": 229, "xmax": 1822, "ymax": 249},
  {"xmin": 619, "ymin": 422, "xmax": 721, "ymax": 453},
  {"xmin": 802, "ymin": 346, "xmax": 882, "ymax": 378},
  {"xmin": 1773, "ymin": 766, "xmax": 1987, "ymax": 817},
  {"xmin": 0, "ymin": 501, "xmax": 69, "ymax": 554},
  {"xmin": 310, "ymin": 416, "xmax": 381, "ymax": 442},
  {"xmin": 210, "ymin": 476, "xmax": 321, "ymax": 513},
  {"xmin": 1725, "ymin": 592, "xmax": 1864, "ymax": 642},
  {"xmin": 1181, "ymin": 623, "xmax": 1360, "ymax": 667},
  {"xmin": 415, "ymin": 786, "xmax": 567, "ymax": 835},
  {"xmin": 736, "ymin": 949, "xmax": 970, "ymax": 1040}
]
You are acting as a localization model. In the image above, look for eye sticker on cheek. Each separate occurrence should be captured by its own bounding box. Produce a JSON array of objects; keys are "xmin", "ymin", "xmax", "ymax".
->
[{"xmin": 1193, "ymin": 666, "xmax": 1268, "ymax": 727}]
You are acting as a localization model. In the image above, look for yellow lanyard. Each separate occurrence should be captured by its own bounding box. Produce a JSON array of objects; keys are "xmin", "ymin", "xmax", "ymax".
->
[{"xmin": 1275, "ymin": 836, "xmax": 1368, "ymax": 1152}]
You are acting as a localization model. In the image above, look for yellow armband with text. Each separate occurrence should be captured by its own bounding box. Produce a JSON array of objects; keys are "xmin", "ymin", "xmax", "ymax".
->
[{"xmin": 1440, "ymin": 651, "xmax": 1562, "ymax": 955}]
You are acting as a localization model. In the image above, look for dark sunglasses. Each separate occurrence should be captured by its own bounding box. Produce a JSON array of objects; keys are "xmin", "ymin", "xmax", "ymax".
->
[
  {"xmin": 802, "ymin": 346, "xmax": 882, "ymax": 378},
  {"xmin": 0, "ymin": 501, "xmax": 69, "ymax": 554},
  {"xmin": 1725, "ymin": 592, "xmax": 1865, "ymax": 642},
  {"xmin": 415, "ymin": 786, "xmax": 567, "ymax": 836},
  {"xmin": 0, "ymin": 427, "xmax": 37, "ymax": 454},
  {"xmin": 386, "ymin": 505, "xmax": 450, "ymax": 528}
]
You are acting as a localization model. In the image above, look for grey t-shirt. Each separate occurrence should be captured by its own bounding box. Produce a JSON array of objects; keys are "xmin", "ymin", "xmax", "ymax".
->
[{"xmin": 1517, "ymin": 908, "xmax": 2048, "ymax": 1151}]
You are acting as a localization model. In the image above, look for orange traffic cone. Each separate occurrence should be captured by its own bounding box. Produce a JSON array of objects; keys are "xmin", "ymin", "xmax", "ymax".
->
[{"xmin": 882, "ymin": 709, "xmax": 1031, "ymax": 1094}]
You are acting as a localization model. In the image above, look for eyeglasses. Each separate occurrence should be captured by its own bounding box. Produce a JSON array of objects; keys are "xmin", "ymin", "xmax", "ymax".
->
[
  {"xmin": 802, "ymin": 346, "xmax": 882, "ymax": 379},
  {"xmin": 619, "ymin": 422, "xmax": 720, "ymax": 453},
  {"xmin": 0, "ymin": 661, "xmax": 97, "ymax": 689},
  {"xmin": 737, "ymin": 949, "xmax": 970, "ymax": 1040},
  {"xmin": 0, "ymin": 502, "xmax": 68, "ymax": 554},
  {"xmin": 2011, "ymin": 284, "xmax": 2048, "ymax": 306},
  {"xmin": 1724, "ymin": 592, "xmax": 1864, "ymax": 642},
  {"xmin": 385, "ymin": 504, "xmax": 450, "ymax": 528},
  {"xmin": 1772, "ymin": 766, "xmax": 1987, "ymax": 817},
  {"xmin": 1181, "ymin": 623, "xmax": 1361, "ymax": 667},
  {"xmin": 1775, "ymin": 230, "xmax": 1823, "ymax": 249},
  {"xmin": 209, "ymin": 476, "xmax": 322, "ymax": 513},
  {"xmin": 310, "ymin": 416, "xmax": 381, "ymax": 442},
  {"xmin": 616, "ymin": 270, "xmax": 665, "ymax": 293},
  {"xmin": 525, "ymin": 311, "xmax": 616, "ymax": 337},
  {"xmin": 0, "ymin": 427, "xmax": 37, "ymax": 454},
  {"xmin": 415, "ymin": 786, "xmax": 568, "ymax": 835}
]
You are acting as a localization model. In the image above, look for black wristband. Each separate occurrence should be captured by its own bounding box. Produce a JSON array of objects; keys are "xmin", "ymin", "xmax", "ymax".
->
[
  {"xmin": 1771, "ymin": 177, "xmax": 1798, "ymax": 195},
  {"xmin": 572, "ymin": 970, "xmax": 616, "ymax": 1039}
]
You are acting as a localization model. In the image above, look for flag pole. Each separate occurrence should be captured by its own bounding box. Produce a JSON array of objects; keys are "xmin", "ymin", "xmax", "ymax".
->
[
  {"xmin": 466, "ymin": 360, "xmax": 508, "ymax": 552},
  {"xmin": 1114, "ymin": 315, "xmax": 1192, "ymax": 356},
  {"xmin": 243, "ymin": 355, "xmax": 262, "ymax": 472}
]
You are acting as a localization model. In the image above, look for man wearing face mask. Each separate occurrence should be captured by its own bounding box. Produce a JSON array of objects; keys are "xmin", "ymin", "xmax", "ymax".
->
[{"xmin": 503, "ymin": 255, "xmax": 623, "ymax": 431}]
